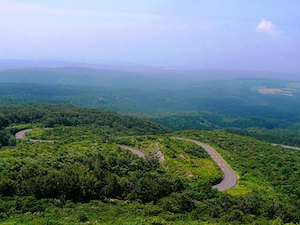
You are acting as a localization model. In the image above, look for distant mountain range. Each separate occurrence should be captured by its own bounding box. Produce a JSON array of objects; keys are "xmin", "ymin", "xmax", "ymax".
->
[{"xmin": 0, "ymin": 59, "xmax": 299, "ymax": 81}]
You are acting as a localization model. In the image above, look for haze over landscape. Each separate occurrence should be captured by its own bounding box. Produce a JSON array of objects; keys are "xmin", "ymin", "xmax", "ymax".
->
[
  {"xmin": 1, "ymin": 0, "xmax": 300, "ymax": 73},
  {"xmin": 0, "ymin": 1, "xmax": 299, "ymax": 225}
]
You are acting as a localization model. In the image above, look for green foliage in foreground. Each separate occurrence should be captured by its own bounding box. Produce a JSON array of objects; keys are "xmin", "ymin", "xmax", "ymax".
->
[
  {"xmin": 0, "ymin": 128, "xmax": 299, "ymax": 224},
  {"xmin": 1, "ymin": 197, "xmax": 295, "ymax": 225},
  {"xmin": 0, "ymin": 105, "xmax": 299, "ymax": 224},
  {"xmin": 0, "ymin": 142, "xmax": 186, "ymax": 203}
]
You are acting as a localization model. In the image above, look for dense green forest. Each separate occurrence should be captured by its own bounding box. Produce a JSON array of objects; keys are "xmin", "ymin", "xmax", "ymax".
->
[
  {"xmin": 151, "ymin": 112, "xmax": 291, "ymax": 130},
  {"xmin": 0, "ymin": 69, "xmax": 299, "ymax": 150},
  {"xmin": 0, "ymin": 105, "xmax": 299, "ymax": 224},
  {"xmin": 152, "ymin": 114, "xmax": 300, "ymax": 147},
  {"xmin": 0, "ymin": 70, "xmax": 299, "ymax": 122},
  {"xmin": 225, "ymin": 128, "xmax": 300, "ymax": 147},
  {"xmin": 0, "ymin": 105, "xmax": 169, "ymax": 137},
  {"xmin": 0, "ymin": 113, "xmax": 15, "ymax": 147}
]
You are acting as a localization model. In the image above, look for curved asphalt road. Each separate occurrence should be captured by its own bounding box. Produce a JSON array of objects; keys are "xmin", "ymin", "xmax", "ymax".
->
[
  {"xmin": 15, "ymin": 129, "xmax": 236, "ymax": 191},
  {"xmin": 118, "ymin": 145, "xmax": 147, "ymax": 159},
  {"xmin": 15, "ymin": 129, "xmax": 54, "ymax": 143},
  {"xmin": 15, "ymin": 130, "xmax": 163, "ymax": 161},
  {"xmin": 174, "ymin": 137, "xmax": 237, "ymax": 191},
  {"xmin": 119, "ymin": 145, "xmax": 165, "ymax": 162},
  {"xmin": 15, "ymin": 129, "xmax": 33, "ymax": 139}
]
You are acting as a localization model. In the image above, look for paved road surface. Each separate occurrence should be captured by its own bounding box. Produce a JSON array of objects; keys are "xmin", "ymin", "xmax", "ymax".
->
[
  {"xmin": 15, "ymin": 129, "xmax": 33, "ymax": 139},
  {"xmin": 271, "ymin": 143, "xmax": 300, "ymax": 151},
  {"xmin": 15, "ymin": 129, "xmax": 54, "ymax": 143},
  {"xmin": 119, "ymin": 145, "xmax": 147, "ymax": 159},
  {"xmin": 15, "ymin": 129, "xmax": 236, "ymax": 191},
  {"xmin": 119, "ymin": 145, "xmax": 165, "ymax": 162},
  {"xmin": 174, "ymin": 137, "xmax": 237, "ymax": 191}
]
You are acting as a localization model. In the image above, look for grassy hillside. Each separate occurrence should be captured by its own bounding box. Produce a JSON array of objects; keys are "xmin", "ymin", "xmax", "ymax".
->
[{"xmin": 0, "ymin": 106, "xmax": 299, "ymax": 224}]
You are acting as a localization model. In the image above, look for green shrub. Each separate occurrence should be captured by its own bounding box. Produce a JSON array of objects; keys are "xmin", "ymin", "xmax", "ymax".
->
[
  {"xmin": 21, "ymin": 196, "xmax": 44, "ymax": 213},
  {"xmin": 0, "ymin": 129, "xmax": 16, "ymax": 147},
  {"xmin": 160, "ymin": 192, "xmax": 195, "ymax": 213},
  {"xmin": 0, "ymin": 113, "xmax": 9, "ymax": 129},
  {"xmin": 78, "ymin": 212, "xmax": 89, "ymax": 222}
]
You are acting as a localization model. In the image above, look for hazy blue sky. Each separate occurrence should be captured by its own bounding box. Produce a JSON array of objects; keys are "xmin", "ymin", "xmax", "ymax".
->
[{"xmin": 0, "ymin": 0, "xmax": 299, "ymax": 72}]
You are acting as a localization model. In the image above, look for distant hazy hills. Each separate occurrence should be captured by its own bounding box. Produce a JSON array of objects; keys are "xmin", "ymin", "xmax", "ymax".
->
[
  {"xmin": 0, "ymin": 59, "xmax": 299, "ymax": 81},
  {"xmin": 0, "ymin": 60, "xmax": 299, "ymax": 130}
]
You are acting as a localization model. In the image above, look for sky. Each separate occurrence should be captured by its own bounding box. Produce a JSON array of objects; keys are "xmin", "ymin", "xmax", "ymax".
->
[{"xmin": 0, "ymin": 0, "xmax": 300, "ymax": 73}]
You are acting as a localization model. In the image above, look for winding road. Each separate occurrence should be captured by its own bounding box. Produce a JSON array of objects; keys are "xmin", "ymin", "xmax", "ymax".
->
[
  {"xmin": 15, "ymin": 129, "xmax": 54, "ymax": 143},
  {"xmin": 271, "ymin": 143, "xmax": 300, "ymax": 151},
  {"xmin": 15, "ymin": 129, "xmax": 164, "ymax": 161},
  {"xmin": 15, "ymin": 129, "xmax": 33, "ymax": 139},
  {"xmin": 121, "ymin": 138, "xmax": 237, "ymax": 191},
  {"xmin": 119, "ymin": 145, "xmax": 165, "ymax": 162},
  {"xmin": 119, "ymin": 145, "xmax": 147, "ymax": 159},
  {"xmin": 174, "ymin": 137, "xmax": 237, "ymax": 191},
  {"xmin": 15, "ymin": 129, "xmax": 236, "ymax": 191}
]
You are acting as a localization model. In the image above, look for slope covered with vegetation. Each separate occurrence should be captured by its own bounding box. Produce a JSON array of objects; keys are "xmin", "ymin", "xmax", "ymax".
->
[
  {"xmin": 0, "ymin": 105, "xmax": 169, "ymax": 142},
  {"xmin": 0, "ymin": 105, "xmax": 299, "ymax": 224}
]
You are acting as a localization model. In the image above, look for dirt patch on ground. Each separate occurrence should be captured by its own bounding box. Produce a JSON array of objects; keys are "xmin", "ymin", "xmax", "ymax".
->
[
  {"xmin": 178, "ymin": 154, "xmax": 188, "ymax": 161},
  {"xmin": 258, "ymin": 88, "xmax": 293, "ymax": 96},
  {"xmin": 186, "ymin": 171, "xmax": 194, "ymax": 179},
  {"xmin": 154, "ymin": 144, "xmax": 165, "ymax": 163}
]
